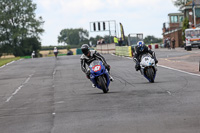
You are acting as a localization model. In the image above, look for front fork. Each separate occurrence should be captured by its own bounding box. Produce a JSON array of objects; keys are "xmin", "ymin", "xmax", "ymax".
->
[{"xmin": 90, "ymin": 72, "xmax": 110, "ymax": 89}]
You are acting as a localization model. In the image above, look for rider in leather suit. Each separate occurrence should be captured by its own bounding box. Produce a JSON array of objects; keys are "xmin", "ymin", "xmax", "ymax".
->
[
  {"xmin": 80, "ymin": 44, "xmax": 113, "ymax": 87},
  {"xmin": 134, "ymin": 41, "xmax": 158, "ymax": 71}
]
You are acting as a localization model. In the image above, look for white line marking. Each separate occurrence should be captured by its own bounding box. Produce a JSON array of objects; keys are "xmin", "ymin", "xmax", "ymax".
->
[
  {"xmin": 53, "ymin": 69, "xmax": 56, "ymax": 79},
  {"xmin": 0, "ymin": 59, "xmax": 23, "ymax": 69},
  {"xmin": 12, "ymin": 85, "xmax": 23, "ymax": 95},
  {"xmin": 158, "ymin": 65, "xmax": 200, "ymax": 77},
  {"xmin": 127, "ymin": 57, "xmax": 132, "ymax": 60},
  {"xmin": 166, "ymin": 91, "xmax": 172, "ymax": 95},
  {"xmin": 5, "ymin": 74, "xmax": 33, "ymax": 102},
  {"xmin": 0, "ymin": 65, "xmax": 6, "ymax": 69}
]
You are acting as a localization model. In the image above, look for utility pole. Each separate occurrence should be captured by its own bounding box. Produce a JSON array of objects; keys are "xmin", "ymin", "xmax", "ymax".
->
[{"xmin": 194, "ymin": 6, "xmax": 196, "ymax": 27}]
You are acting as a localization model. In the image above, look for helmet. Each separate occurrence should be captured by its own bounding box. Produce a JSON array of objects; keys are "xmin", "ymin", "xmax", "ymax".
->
[
  {"xmin": 54, "ymin": 47, "xmax": 57, "ymax": 49},
  {"xmin": 81, "ymin": 44, "xmax": 90, "ymax": 55},
  {"xmin": 137, "ymin": 41, "xmax": 145, "ymax": 52}
]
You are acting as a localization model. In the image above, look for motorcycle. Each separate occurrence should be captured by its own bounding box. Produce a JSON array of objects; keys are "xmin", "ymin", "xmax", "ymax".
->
[
  {"xmin": 89, "ymin": 60, "xmax": 110, "ymax": 93},
  {"xmin": 135, "ymin": 54, "xmax": 157, "ymax": 83}
]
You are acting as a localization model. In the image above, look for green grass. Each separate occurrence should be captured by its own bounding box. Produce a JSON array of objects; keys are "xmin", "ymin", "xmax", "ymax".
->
[
  {"xmin": 20, "ymin": 56, "xmax": 31, "ymax": 59},
  {"xmin": 0, "ymin": 57, "xmax": 21, "ymax": 67},
  {"xmin": 47, "ymin": 54, "xmax": 67, "ymax": 57},
  {"xmin": 58, "ymin": 54, "xmax": 67, "ymax": 56}
]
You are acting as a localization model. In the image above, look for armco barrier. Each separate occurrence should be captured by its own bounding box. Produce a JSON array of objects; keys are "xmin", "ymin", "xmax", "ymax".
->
[
  {"xmin": 115, "ymin": 46, "xmax": 132, "ymax": 57},
  {"xmin": 96, "ymin": 43, "xmax": 116, "ymax": 54}
]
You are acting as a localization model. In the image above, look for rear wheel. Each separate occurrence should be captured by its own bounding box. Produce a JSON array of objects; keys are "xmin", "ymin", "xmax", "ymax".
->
[{"xmin": 98, "ymin": 76, "xmax": 108, "ymax": 93}]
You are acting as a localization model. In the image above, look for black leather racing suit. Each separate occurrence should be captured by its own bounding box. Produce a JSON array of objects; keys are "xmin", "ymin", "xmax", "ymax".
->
[
  {"xmin": 80, "ymin": 50, "xmax": 110, "ymax": 77},
  {"xmin": 134, "ymin": 45, "xmax": 157, "ymax": 70}
]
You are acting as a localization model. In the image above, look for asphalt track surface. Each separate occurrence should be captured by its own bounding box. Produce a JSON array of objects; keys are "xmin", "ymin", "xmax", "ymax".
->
[{"xmin": 0, "ymin": 53, "xmax": 200, "ymax": 133}]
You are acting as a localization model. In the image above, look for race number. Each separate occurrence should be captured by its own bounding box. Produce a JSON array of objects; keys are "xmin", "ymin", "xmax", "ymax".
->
[{"xmin": 92, "ymin": 65, "xmax": 101, "ymax": 72}]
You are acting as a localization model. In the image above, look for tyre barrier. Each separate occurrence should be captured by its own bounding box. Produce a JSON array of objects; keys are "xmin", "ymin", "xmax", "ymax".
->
[
  {"xmin": 148, "ymin": 44, "xmax": 159, "ymax": 50},
  {"xmin": 96, "ymin": 43, "xmax": 116, "ymax": 54}
]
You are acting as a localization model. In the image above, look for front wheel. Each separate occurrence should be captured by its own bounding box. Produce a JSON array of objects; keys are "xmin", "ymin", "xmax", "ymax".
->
[
  {"xmin": 146, "ymin": 68, "xmax": 155, "ymax": 83},
  {"xmin": 97, "ymin": 76, "xmax": 108, "ymax": 93},
  {"xmin": 186, "ymin": 46, "xmax": 192, "ymax": 51}
]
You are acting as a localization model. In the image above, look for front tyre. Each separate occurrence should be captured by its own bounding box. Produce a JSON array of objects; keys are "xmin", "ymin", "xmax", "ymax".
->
[
  {"xmin": 146, "ymin": 68, "xmax": 155, "ymax": 83},
  {"xmin": 98, "ymin": 76, "xmax": 108, "ymax": 93}
]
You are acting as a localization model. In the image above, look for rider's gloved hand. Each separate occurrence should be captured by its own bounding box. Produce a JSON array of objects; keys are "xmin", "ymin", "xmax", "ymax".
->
[
  {"xmin": 104, "ymin": 64, "xmax": 110, "ymax": 71},
  {"xmin": 155, "ymin": 59, "xmax": 158, "ymax": 64},
  {"xmin": 133, "ymin": 58, "xmax": 137, "ymax": 62}
]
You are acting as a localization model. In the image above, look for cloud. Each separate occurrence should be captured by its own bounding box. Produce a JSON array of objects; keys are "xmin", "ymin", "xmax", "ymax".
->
[{"xmin": 32, "ymin": 0, "xmax": 179, "ymax": 46}]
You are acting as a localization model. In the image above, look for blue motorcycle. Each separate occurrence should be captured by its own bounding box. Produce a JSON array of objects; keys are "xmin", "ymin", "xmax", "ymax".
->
[{"xmin": 89, "ymin": 60, "xmax": 110, "ymax": 93}]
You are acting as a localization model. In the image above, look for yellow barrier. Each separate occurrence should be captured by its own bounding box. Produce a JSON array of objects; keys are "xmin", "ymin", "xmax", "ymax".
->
[{"xmin": 115, "ymin": 46, "xmax": 132, "ymax": 57}]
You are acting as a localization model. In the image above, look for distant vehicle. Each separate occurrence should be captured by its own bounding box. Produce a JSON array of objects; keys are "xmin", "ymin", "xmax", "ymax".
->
[
  {"xmin": 185, "ymin": 27, "xmax": 200, "ymax": 51},
  {"xmin": 67, "ymin": 50, "xmax": 73, "ymax": 55}
]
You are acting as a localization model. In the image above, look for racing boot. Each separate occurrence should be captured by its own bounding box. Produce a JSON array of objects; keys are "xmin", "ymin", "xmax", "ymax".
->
[
  {"xmin": 135, "ymin": 63, "xmax": 140, "ymax": 71},
  {"xmin": 109, "ymin": 75, "xmax": 114, "ymax": 82},
  {"xmin": 92, "ymin": 84, "xmax": 96, "ymax": 88}
]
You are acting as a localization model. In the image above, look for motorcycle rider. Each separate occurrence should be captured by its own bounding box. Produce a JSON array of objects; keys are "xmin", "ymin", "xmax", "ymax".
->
[
  {"xmin": 53, "ymin": 47, "xmax": 58, "ymax": 58},
  {"xmin": 80, "ymin": 44, "xmax": 113, "ymax": 88},
  {"xmin": 134, "ymin": 41, "xmax": 158, "ymax": 71}
]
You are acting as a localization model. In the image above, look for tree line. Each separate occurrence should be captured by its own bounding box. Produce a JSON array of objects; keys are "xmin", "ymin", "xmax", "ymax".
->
[
  {"xmin": 0, "ymin": 0, "xmax": 163, "ymax": 58},
  {"xmin": 0, "ymin": 0, "xmax": 44, "ymax": 57},
  {"xmin": 57, "ymin": 28, "xmax": 162, "ymax": 47}
]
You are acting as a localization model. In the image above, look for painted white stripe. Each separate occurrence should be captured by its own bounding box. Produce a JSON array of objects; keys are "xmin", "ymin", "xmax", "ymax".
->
[
  {"xmin": 5, "ymin": 74, "xmax": 33, "ymax": 102},
  {"xmin": 0, "ymin": 59, "xmax": 23, "ymax": 69},
  {"xmin": 12, "ymin": 85, "xmax": 23, "ymax": 95},
  {"xmin": 53, "ymin": 69, "xmax": 56, "ymax": 79},
  {"xmin": 158, "ymin": 65, "xmax": 200, "ymax": 77},
  {"xmin": 0, "ymin": 65, "xmax": 6, "ymax": 69},
  {"xmin": 166, "ymin": 91, "xmax": 172, "ymax": 95}
]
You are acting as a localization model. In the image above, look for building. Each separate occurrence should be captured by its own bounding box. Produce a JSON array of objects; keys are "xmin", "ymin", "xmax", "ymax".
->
[
  {"xmin": 162, "ymin": 0, "xmax": 200, "ymax": 47},
  {"xmin": 162, "ymin": 13, "xmax": 184, "ymax": 47},
  {"xmin": 181, "ymin": 0, "xmax": 200, "ymax": 27}
]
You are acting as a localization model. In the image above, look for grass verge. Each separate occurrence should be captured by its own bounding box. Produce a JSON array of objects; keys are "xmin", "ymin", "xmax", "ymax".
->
[{"xmin": 0, "ymin": 57, "xmax": 21, "ymax": 67}]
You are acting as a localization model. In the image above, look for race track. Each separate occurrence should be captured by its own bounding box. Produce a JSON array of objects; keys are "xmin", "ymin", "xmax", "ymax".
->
[{"xmin": 0, "ymin": 54, "xmax": 200, "ymax": 133}]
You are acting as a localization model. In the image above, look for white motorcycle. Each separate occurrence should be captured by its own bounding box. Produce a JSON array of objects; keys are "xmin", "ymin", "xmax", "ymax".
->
[{"xmin": 135, "ymin": 54, "xmax": 157, "ymax": 83}]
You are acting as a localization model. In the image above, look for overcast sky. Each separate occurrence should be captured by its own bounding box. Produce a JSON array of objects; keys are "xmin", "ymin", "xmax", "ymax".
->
[{"xmin": 32, "ymin": 0, "xmax": 179, "ymax": 46}]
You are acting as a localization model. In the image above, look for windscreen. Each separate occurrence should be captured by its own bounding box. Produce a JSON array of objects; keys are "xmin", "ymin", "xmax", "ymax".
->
[
  {"xmin": 90, "ymin": 60, "xmax": 101, "ymax": 67},
  {"xmin": 185, "ymin": 29, "xmax": 200, "ymax": 38}
]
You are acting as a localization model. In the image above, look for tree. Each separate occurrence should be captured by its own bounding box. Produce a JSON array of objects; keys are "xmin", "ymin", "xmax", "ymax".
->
[
  {"xmin": 0, "ymin": 0, "xmax": 44, "ymax": 56},
  {"xmin": 173, "ymin": 0, "xmax": 191, "ymax": 8},
  {"xmin": 58, "ymin": 28, "xmax": 89, "ymax": 45},
  {"xmin": 21, "ymin": 37, "xmax": 41, "ymax": 57},
  {"xmin": 144, "ymin": 36, "xmax": 162, "ymax": 44},
  {"xmin": 182, "ymin": 17, "xmax": 189, "ymax": 41}
]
